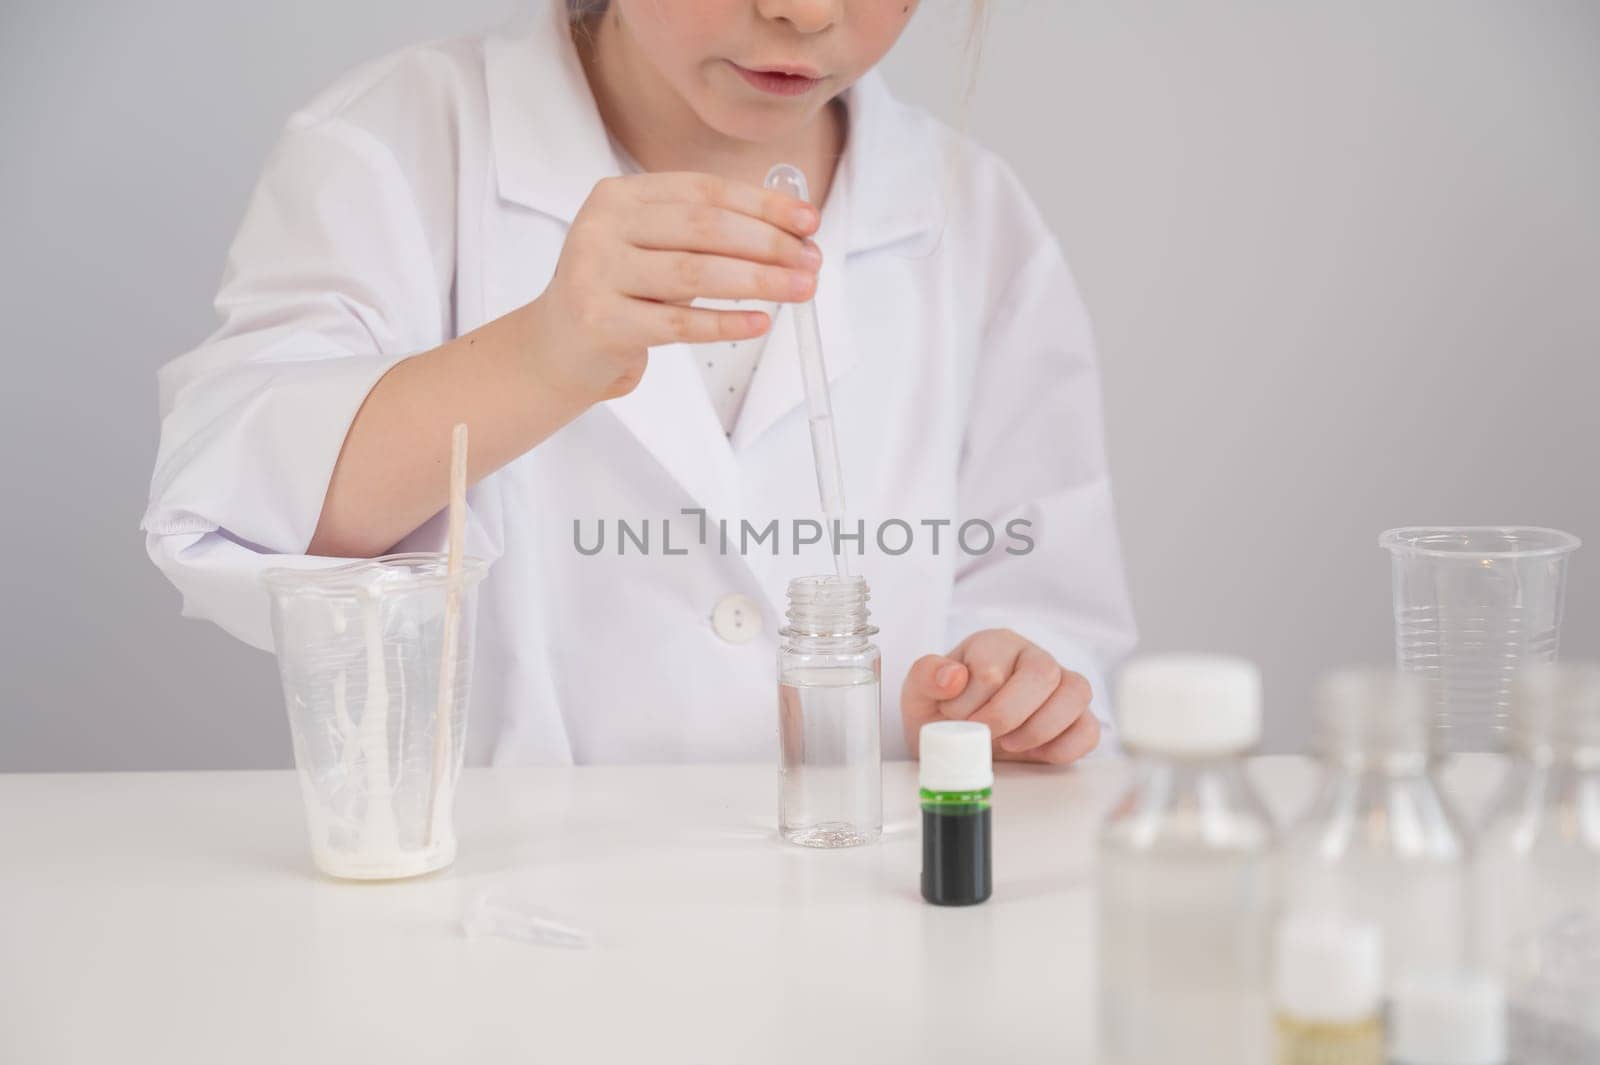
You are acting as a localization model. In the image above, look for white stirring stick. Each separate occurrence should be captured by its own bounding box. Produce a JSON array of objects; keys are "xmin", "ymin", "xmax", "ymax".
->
[{"xmin": 427, "ymin": 423, "xmax": 468, "ymax": 848}]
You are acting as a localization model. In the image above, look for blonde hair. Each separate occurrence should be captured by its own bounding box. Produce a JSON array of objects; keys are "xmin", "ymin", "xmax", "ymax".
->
[{"xmin": 964, "ymin": 1, "xmax": 991, "ymax": 100}]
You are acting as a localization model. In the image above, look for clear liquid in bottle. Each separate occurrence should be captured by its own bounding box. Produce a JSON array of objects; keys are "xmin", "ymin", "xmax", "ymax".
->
[{"xmin": 778, "ymin": 665, "xmax": 881, "ymax": 848}]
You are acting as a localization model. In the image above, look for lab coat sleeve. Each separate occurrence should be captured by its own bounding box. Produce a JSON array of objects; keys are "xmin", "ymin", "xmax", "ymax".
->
[
  {"xmin": 141, "ymin": 114, "xmax": 494, "ymax": 651},
  {"xmin": 944, "ymin": 239, "xmax": 1139, "ymax": 740}
]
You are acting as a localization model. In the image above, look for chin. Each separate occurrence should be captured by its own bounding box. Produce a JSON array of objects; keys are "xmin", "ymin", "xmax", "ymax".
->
[{"xmin": 694, "ymin": 97, "xmax": 826, "ymax": 146}]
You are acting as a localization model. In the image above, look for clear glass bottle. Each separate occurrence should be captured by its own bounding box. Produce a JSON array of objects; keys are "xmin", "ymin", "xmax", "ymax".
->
[
  {"xmin": 777, "ymin": 575, "xmax": 881, "ymax": 848},
  {"xmin": 1282, "ymin": 669, "xmax": 1468, "ymax": 988},
  {"xmin": 1098, "ymin": 655, "xmax": 1277, "ymax": 1065},
  {"xmin": 1474, "ymin": 663, "xmax": 1600, "ymax": 1062}
]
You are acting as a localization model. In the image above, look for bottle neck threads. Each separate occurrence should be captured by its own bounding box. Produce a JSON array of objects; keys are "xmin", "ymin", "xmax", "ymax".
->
[{"xmin": 781, "ymin": 575, "xmax": 876, "ymax": 650}]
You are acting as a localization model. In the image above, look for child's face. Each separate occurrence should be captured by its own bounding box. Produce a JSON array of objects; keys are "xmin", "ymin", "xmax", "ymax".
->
[{"xmin": 612, "ymin": 0, "xmax": 919, "ymax": 143}]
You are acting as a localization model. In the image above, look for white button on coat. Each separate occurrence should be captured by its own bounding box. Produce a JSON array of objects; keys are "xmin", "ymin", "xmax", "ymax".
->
[
  {"xmin": 712, "ymin": 594, "xmax": 763, "ymax": 644},
  {"xmin": 140, "ymin": 1, "xmax": 1138, "ymax": 766}
]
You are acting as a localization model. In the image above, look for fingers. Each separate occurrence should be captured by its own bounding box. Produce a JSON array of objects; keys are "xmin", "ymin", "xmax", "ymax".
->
[
  {"xmin": 936, "ymin": 629, "xmax": 1024, "ymax": 721},
  {"xmin": 627, "ymin": 205, "xmax": 821, "ymax": 271},
  {"xmin": 967, "ymin": 645, "xmax": 1063, "ymax": 741},
  {"xmin": 906, "ymin": 654, "xmax": 970, "ymax": 710},
  {"xmin": 995, "ymin": 671, "xmax": 1091, "ymax": 754},
  {"xmin": 1012, "ymin": 710, "xmax": 1101, "ymax": 766},
  {"xmin": 618, "ymin": 249, "xmax": 818, "ymax": 304},
  {"xmin": 626, "ymin": 301, "xmax": 771, "ymax": 345},
  {"xmin": 629, "ymin": 172, "xmax": 820, "ymax": 237},
  {"xmin": 567, "ymin": 173, "xmax": 823, "ymax": 356},
  {"xmin": 901, "ymin": 654, "xmax": 970, "ymax": 753},
  {"xmin": 904, "ymin": 628, "xmax": 1100, "ymax": 767}
]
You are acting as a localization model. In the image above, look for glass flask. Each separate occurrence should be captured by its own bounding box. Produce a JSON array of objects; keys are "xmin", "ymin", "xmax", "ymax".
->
[
  {"xmin": 1098, "ymin": 654, "xmax": 1277, "ymax": 1065},
  {"xmin": 1474, "ymin": 663, "xmax": 1600, "ymax": 1062},
  {"xmin": 1282, "ymin": 669, "xmax": 1468, "ymax": 987},
  {"xmin": 776, "ymin": 575, "xmax": 881, "ymax": 848}
]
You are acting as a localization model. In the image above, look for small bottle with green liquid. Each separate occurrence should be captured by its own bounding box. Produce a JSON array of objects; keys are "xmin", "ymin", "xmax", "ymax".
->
[{"xmin": 919, "ymin": 721, "xmax": 994, "ymax": 906}]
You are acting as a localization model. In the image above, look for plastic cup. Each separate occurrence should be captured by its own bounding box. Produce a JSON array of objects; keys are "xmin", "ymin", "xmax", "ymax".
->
[
  {"xmin": 1381, "ymin": 527, "xmax": 1579, "ymax": 754},
  {"xmin": 263, "ymin": 553, "xmax": 487, "ymax": 879}
]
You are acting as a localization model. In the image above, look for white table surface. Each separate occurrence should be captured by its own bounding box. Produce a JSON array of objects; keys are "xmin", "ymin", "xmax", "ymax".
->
[{"xmin": 0, "ymin": 757, "xmax": 1503, "ymax": 1064}]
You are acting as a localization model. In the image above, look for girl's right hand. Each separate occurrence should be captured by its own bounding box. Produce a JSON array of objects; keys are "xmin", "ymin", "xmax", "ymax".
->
[{"xmin": 523, "ymin": 171, "xmax": 823, "ymax": 406}]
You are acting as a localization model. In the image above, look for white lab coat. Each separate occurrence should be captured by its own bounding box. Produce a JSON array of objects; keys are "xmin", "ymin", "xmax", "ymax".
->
[{"xmin": 142, "ymin": 1, "xmax": 1137, "ymax": 766}]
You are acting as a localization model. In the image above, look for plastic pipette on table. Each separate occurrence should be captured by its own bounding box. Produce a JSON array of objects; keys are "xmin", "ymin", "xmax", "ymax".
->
[{"xmin": 764, "ymin": 163, "xmax": 851, "ymax": 578}]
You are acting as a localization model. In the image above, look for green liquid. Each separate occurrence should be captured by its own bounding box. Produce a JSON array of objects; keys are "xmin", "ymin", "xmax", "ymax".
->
[{"xmin": 921, "ymin": 787, "xmax": 992, "ymax": 905}]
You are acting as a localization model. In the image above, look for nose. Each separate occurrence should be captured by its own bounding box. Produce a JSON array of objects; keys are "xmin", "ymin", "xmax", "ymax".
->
[{"xmin": 755, "ymin": 0, "xmax": 842, "ymax": 35}]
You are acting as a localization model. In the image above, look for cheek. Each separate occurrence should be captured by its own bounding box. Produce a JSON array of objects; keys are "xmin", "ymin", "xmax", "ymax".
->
[
  {"xmin": 615, "ymin": 0, "xmax": 743, "ymax": 71},
  {"xmin": 842, "ymin": 0, "xmax": 919, "ymax": 73}
]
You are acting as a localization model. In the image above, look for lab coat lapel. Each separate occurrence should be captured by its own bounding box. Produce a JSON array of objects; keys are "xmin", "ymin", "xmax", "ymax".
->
[
  {"xmin": 485, "ymin": 4, "xmax": 740, "ymax": 521},
  {"xmin": 606, "ymin": 346, "xmax": 742, "ymax": 523},
  {"xmin": 483, "ymin": 2, "xmax": 613, "ymax": 226}
]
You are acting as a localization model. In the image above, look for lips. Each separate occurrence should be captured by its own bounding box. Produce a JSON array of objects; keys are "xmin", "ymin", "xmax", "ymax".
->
[{"xmin": 730, "ymin": 62, "xmax": 823, "ymax": 97}]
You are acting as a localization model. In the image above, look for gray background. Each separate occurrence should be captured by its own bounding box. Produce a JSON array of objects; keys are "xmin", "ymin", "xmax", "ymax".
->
[{"xmin": 3, "ymin": 0, "xmax": 1596, "ymax": 769}]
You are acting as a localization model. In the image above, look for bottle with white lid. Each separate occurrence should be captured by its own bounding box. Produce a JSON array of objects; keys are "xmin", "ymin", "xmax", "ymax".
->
[
  {"xmin": 1272, "ymin": 911, "xmax": 1385, "ymax": 1064},
  {"xmin": 1473, "ymin": 663, "xmax": 1600, "ymax": 1063},
  {"xmin": 1097, "ymin": 654, "xmax": 1277, "ymax": 1065},
  {"xmin": 1282, "ymin": 669, "xmax": 1468, "ymax": 988},
  {"xmin": 919, "ymin": 721, "xmax": 994, "ymax": 906},
  {"xmin": 1388, "ymin": 972, "xmax": 1507, "ymax": 1065}
]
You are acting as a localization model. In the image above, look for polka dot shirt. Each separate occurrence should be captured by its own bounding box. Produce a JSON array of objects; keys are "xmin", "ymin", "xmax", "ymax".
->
[{"xmin": 691, "ymin": 297, "xmax": 780, "ymax": 435}]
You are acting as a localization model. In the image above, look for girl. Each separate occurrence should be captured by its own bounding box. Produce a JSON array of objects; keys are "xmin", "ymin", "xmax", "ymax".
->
[{"xmin": 143, "ymin": 0, "xmax": 1137, "ymax": 766}]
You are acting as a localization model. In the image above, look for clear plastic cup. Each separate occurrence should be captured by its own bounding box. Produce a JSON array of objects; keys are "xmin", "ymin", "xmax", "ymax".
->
[
  {"xmin": 1380, "ymin": 527, "xmax": 1580, "ymax": 754},
  {"xmin": 263, "ymin": 553, "xmax": 487, "ymax": 879}
]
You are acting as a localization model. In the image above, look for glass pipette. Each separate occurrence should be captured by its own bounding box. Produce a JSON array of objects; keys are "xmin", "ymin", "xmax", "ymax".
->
[{"xmin": 764, "ymin": 163, "xmax": 851, "ymax": 578}]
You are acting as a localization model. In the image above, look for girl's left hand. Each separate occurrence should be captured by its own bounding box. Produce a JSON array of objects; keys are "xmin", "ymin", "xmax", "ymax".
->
[{"xmin": 901, "ymin": 629, "xmax": 1100, "ymax": 765}]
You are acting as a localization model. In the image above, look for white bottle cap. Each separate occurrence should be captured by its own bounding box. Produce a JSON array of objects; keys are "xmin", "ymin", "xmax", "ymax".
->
[
  {"xmin": 1115, "ymin": 654, "xmax": 1262, "ymax": 756},
  {"xmin": 1388, "ymin": 971, "xmax": 1507, "ymax": 1065},
  {"xmin": 919, "ymin": 721, "xmax": 994, "ymax": 792},
  {"xmin": 1315, "ymin": 668, "xmax": 1433, "ymax": 762},
  {"xmin": 1272, "ymin": 911, "xmax": 1384, "ymax": 1024}
]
